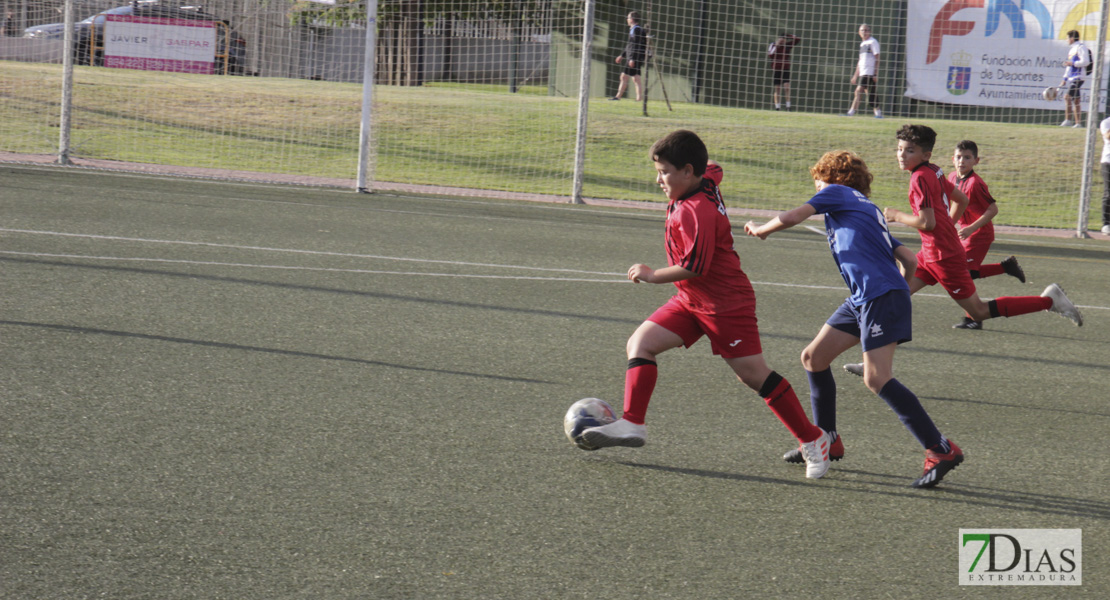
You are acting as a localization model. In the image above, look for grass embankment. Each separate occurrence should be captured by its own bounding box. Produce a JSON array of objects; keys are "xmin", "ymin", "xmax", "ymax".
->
[{"xmin": 0, "ymin": 61, "xmax": 1095, "ymax": 228}]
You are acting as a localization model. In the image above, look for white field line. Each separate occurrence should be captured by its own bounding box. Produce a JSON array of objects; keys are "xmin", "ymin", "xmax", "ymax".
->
[
  {"xmin": 0, "ymin": 228, "xmax": 617, "ymax": 276},
  {"xmin": 2, "ymin": 229, "xmax": 1107, "ymax": 310}
]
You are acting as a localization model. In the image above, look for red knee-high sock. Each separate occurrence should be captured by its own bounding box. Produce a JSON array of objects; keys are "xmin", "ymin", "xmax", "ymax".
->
[
  {"xmin": 981, "ymin": 262, "xmax": 1007, "ymax": 277},
  {"xmin": 760, "ymin": 372, "xmax": 822, "ymax": 443},
  {"xmin": 990, "ymin": 295, "xmax": 1052, "ymax": 318},
  {"xmin": 978, "ymin": 263, "xmax": 1004, "ymax": 278},
  {"xmin": 622, "ymin": 358, "xmax": 657, "ymax": 425}
]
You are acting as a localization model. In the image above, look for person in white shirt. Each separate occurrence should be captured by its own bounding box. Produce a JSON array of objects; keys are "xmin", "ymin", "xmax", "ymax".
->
[
  {"xmin": 1060, "ymin": 30, "xmax": 1090, "ymax": 127},
  {"xmin": 846, "ymin": 24, "xmax": 882, "ymax": 118},
  {"xmin": 1098, "ymin": 117, "xmax": 1110, "ymax": 234}
]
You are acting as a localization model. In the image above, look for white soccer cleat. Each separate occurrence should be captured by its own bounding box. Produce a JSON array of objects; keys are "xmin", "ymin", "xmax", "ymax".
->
[
  {"xmin": 1041, "ymin": 283, "xmax": 1083, "ymax": 326},
  {"xmin": 843, "ymin": 362, "xmax": 864, "ymax": 377},
  {"xmin": 580, "ymin": 418, "xmax": 646, "ymax": 449},
  {"xmin": 799, "ymin": 429, "xmax": 833, "ymax": 479},
  {"xmin": 1060, "ymin": 119, "xmax": 1074, "ymax": 127}
]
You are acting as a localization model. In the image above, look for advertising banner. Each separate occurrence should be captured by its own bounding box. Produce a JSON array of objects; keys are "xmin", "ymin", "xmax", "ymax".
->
[
  {"xmin": 906, "ymin": 0, "xmax": 1106, "ymax": 110},
  {"xmin": 103, "ymin": 15, "xmax": 217, "ymax": 74}
]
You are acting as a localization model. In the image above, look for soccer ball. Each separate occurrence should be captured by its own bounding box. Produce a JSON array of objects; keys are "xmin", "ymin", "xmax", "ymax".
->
[
  {"xmin": 1043, "ymin": 86, "xmax": 1058, "ymax": 101},
  {"xmin": 563, "ymin": 397, "xmax": 616, "ymax": 451}
]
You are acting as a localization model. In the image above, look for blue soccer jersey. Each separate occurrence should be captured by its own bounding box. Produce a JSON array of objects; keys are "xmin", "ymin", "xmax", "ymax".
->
[{"xmin": 806, "ymin": 184, "xmax": 909, "ymax": 306}]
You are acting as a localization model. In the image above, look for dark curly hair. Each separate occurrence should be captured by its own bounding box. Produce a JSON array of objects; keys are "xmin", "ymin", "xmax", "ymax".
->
[{"xmin": 896, "ymin": 124, "xmax": 937, "ymax": 153}]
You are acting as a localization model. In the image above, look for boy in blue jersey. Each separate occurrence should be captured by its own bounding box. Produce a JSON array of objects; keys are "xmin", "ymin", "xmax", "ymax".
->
[{"xmin": 744, "ymin": 150, "xmax": 964, "ymax": 488}]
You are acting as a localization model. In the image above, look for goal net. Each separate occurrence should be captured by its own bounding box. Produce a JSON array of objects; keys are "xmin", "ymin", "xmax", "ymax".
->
[{"xmin": 0, "ymin": 0, "xmax": 1104, "ymax": 232}]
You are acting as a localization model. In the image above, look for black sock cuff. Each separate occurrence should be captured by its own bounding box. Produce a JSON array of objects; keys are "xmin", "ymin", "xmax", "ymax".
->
[
  {"xmin": 627, "ymin": 358, "xmax": 657, "ymax": 370},
  {"xmin": 988, "ymin": 299, "xmax": 1000, "ymax": 319},
  {"xmin": 759, "ymin": 371, "xmax": 785, "ymax": 398}
]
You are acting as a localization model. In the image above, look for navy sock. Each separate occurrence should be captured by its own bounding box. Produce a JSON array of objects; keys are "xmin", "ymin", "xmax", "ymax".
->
[
  {"xmin": 806, "ymin": 368, "xmax": 837, "ymax": 435},
  {"xmin": 877, "ymin": 378, "xmax": 942, "ymax": 449}
]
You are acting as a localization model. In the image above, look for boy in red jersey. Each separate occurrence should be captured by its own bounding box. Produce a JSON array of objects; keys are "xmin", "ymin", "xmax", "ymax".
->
[
  {"xmin": 845, "ymin": 126, "xmax": 1082, "ymax": 375},
  {"xmin": 948, "ymin": 140, "xmax": 1027, "ymax": 330},
  {"xmin": 579, "ymin": 130, "xmax": 833, "ymax": 479},
  {"xmin": 882, "ymin": 124, "xmax": 1082, "ymax": 328}
]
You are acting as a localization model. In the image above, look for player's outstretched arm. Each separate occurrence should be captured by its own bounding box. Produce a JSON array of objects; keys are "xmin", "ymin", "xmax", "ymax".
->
[
  {"xmin": 893, "ymin": 245, "xmax": 917, "ymax": 281},
  {"xmin": 949, "ymin": 187, "xmax": 969, "ymax": 223},
  {"xmin": 958, "ymin": 203, "xmax": 998, "ymax": 239},
  {"xmin": 884, "ymin": 206, "xmax": 934, "ymax": 231},
  {"xmin": 628, "ymin": 264, "xmax": 697, "ymax": 284},
  {"xmin": 745, "ymin": 204, "xmax": 817, "ymax": 239}
]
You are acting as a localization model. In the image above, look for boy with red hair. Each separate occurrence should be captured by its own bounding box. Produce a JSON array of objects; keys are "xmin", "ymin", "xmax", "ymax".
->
[{"xmin": 746, "ymin": 150, "xmax": 964, "ymax": 488}]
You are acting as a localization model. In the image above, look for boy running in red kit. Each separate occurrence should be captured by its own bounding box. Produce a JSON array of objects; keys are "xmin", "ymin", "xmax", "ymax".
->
[
  {"xmin": 579, "ymin": 130, "xmax": 833, "ymax": 479},
  {"xmin": 884, "ymin": 124, "xmax": 1080, "ymax": 327},
  {"xmin": 948, "ymin": 140, "xmax": 1027, "ymax": 330},
  {"xmin": 843, "ymin": 125, "xmax": 1082, "ymax": 377}
]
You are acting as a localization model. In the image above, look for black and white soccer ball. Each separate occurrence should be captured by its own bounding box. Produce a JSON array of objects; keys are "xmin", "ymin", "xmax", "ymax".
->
[
  {"xmin": 563, "ymin": 397, "xmax": 616, "ymax": 450},
  {"xmin": 1043, "ymin": 86, "xmax": 1058, "ymax": 101}
]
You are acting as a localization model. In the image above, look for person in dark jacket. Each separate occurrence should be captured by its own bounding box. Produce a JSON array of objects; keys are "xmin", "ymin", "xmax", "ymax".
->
[
  {"xmin": 768, "ymin": 33, "xmax": 800, "ymax": 110},
  {"xmin": 611, "ymin": 11, "xmax": 647, "ymax": 101}
]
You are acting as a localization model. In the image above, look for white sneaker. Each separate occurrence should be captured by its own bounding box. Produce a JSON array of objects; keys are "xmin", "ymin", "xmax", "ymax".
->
[
  {"xmin": 580, "ymin": 418, "xmax": 646, "ymax": 449},
  {"xmin": 843, "ymin": 110, "xmax": 856, "ymax": 117},
  {"xmin": 1041, "ymin": 283, "xmax": 1083, "ymax": 326},
  {"xmin": 1101, "ymin": 224, "xmax": 1110, "ymax": 234},
  {"xmin": 874, "ymin": 110, "xmax": 883, "ymax": 119},
  {"xmin": 1073, "ymin": 122, "xmax": 1082, "ymax": 128},
  {"xmin": 843, "ymin": 362, "xmax": 864, "ymax": 377},
  {"xmin": 799, "ymin": 429, "xmax": 833, "ymax": 479},
  {"xmin": 1061, "ymin": 119, "xmax": 1074, "ymax": 127}
]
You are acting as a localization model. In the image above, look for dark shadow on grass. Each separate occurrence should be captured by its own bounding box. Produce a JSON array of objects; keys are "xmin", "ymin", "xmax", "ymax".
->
[
  {"xmin": 989, "ymin": 240, "xmax": 1110, "ymax": 262},
  {"xmin": 2, "ymin": 256, "xmax": 639, "ymax": 324},
  {"xmin": 0, "ymin": 320, "xmax": 554, "ymax": 384},
  {"xmin": 0, "ymin": 256, "xmax": 809, "ymax": 343},
  {"xmin": 611, "ymin": 459, "xmax": 814, "ymax": 489},
  {"xmin": 832, "ymin": 468, "xmax": 1110, "ymax": 520},
  {"xmin": 919, "ymin": 395, "xmax": 1110, "ymax": 419},
  {"xmin": 953, "ymin": 326, "xmax": 1110, "ymax": 348},
  {"xmin": 884, "ymin": 343, "xmax": 1110, "ymax": 373},
  {"xmin": 612, "ymin": 460, "xmax": 1110, "ymax": 519}
]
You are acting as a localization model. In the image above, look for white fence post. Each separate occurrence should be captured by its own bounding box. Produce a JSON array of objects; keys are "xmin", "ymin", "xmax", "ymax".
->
[
  {"xmin": 357, "ymin": 0, "xmax": 379, "ymax": 194},
  {"xmin": 57, "ymin": 0, "xmax": 74, "ymax": 165},
  {"xmin": 1076, "ymin": 0, "xmax": 1110, "ymax": 237},
  {"xmin": 571, "ymin": 0, "xmax": 595, "ymax": 204}
]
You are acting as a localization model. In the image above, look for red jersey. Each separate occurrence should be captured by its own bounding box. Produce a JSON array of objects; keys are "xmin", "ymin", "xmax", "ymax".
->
[
  {"xmin": 768, "ymin": 34, "xmax": 800, "ymax": 70},
  {"xmin": 948, "ymin": 170, "xmax": 995, "ymax": 244},
  {"xmin": 907, "ymin": 163, "xmax": 965, "ymax": 263},
  {"xmin": 664, "ymin": 164, "xmax": 754, "ymax": 314}
]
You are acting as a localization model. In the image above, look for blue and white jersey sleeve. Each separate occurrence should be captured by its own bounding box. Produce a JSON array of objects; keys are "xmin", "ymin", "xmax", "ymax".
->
[{"xmin": 806, "ymin": 184, "xmax": 910, "ymax": 306}]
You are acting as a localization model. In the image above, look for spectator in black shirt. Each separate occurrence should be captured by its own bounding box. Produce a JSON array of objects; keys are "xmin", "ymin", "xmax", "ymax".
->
[{"xmin": 611, "ymin": 11, "xmax": 647, "ymax": 101}]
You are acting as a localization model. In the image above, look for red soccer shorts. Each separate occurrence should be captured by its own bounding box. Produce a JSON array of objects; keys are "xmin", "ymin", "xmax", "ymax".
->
[
  {"xmin": 915, "ymin": 253, "xmax": 977, "ymax": 300},
  {"xmin": 961, "ymin": 235, "xmax": 993, "ymax": 271},
  {"xmin": 647, "ymin": 296, "xmax": 763, "ymax": 359}
]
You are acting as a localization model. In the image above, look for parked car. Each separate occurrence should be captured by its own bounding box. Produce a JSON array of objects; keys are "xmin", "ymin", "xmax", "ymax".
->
[
  {"xmin": 26, "ymin": 2, "xmax": 246, "ymax": 74},
  {"xmin": 23, "ymin": 22, "xmax": 69, "ymax": 40}
]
